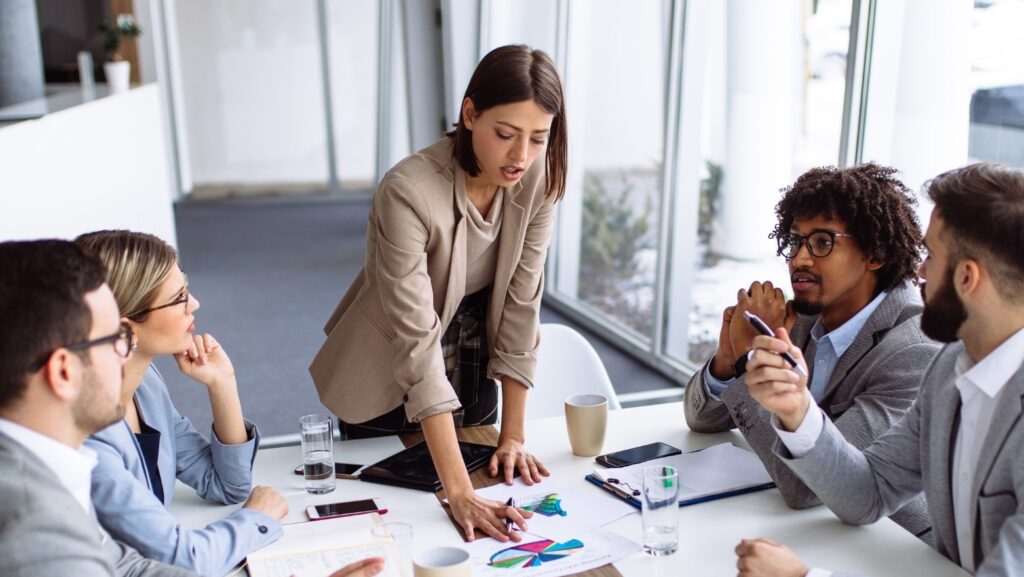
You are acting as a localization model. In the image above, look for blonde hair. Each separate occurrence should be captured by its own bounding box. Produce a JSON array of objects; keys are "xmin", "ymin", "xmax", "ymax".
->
[{"xmin": 74, "ymin": 230, "xmax": 178, "ymax": 321}]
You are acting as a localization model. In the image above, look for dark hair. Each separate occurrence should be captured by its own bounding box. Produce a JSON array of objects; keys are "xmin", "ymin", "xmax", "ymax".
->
[
  {"xmin": 770, "ymin": 163, "xmax": 923, "ymax": 293},
  {"xmin": 0, "ymin": 240, "xmax": 107, "ymax": 410},
  {"xmin": 448, "ymin": 44, "xmax": 567, "ymax": 201},
  {"xmin": 924, "ymin": 163, "xmax": 1024, "ymax": 302}
]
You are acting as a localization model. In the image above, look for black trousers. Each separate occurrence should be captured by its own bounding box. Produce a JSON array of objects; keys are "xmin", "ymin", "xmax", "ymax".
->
[{"xmin": 338, "ymin": 287, "xmax": 498, "ymax": 440}]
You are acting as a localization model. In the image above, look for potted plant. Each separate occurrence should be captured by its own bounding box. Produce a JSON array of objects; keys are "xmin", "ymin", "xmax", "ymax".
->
[{"xmin": 99, "ymin": 14, "xmax": 142, "ymax": 94}]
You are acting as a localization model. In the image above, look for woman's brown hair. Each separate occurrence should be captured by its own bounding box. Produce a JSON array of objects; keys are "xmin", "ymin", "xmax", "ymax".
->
[{"xmin": 448, "ymin": 44, "xmax": 568, "ymax": 201}]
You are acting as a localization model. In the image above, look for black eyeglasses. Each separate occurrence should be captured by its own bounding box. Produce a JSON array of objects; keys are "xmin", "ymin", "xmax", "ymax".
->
[
  {"xmin": 777, "ymin": 230, "xmax": 855, "ymax": 260},
  {"xmin": 132, "ymin": 272, "xmax": 190, "ymax": 319},
  {"xmin": 31, "ymin": 322, "xmax": 134, "ymax": 372}
]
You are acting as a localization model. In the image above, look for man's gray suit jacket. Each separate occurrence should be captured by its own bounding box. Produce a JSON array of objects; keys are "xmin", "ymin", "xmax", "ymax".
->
[
  {"xmin": 684, "ymin": 284, "xmax": 940, "ymax": 536},
  {"xmin": 0, "ymin": 431, "xmax": 195, "ymax": 577},
  {"xmin": 776, "ymin": 341, "xmax": 1024, "ymax": 576}
]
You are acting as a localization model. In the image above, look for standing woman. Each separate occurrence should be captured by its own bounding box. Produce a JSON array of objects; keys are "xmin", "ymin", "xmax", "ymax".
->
[
  {"xmin": 311, "ymin": 45, "xmax": 567, "ymax": 542},
  {"xmin": 76, "ymin": 230, "xmax": 287, "ymax": 577}
]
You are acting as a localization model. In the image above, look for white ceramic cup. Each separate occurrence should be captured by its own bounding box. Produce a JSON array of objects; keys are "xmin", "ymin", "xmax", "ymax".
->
[
  {"xmin": 564, "ymin": 394, "xmax": 609, "ymax": 457},
  {"xmin": 413, "ymin": 546, "xmax": 471, "ymax": 577}
]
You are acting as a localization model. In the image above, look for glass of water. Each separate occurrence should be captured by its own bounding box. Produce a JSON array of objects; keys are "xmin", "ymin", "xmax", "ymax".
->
[
  {"xmin": 641, "ymin": 465, "xmax": 679, "ymax": 556},
  {"xmin": 299, "ymin": 414, "xmax": 335, "ymax": 494}
]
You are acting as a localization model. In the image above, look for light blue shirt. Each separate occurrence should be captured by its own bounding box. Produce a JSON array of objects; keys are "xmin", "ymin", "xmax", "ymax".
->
[
  {"xmin": 705, "ymin": 291, "xmax": 888, "ymax": 402},
  {"xmin": 86, "ymin": 366, "xmax": 282, "ymax": 577}
]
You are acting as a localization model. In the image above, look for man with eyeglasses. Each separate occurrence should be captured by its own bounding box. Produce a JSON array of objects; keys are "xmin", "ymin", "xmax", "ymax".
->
[
  {"xmin": 0, "ymin": 240, "xmax": 198, "ymax": 577},
  {"xmin": 684, "ymin": 163, "xmax": 940, "ymax": 539}
]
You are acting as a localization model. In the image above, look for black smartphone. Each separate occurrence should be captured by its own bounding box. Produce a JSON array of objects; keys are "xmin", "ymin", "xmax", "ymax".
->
[
  {"xmin": 306, "ymin": 498, "xmax": 387, "ymax": 521},
  {"xmin": 294, "ymin": 462, "xmax": 364, "ymax": 480},
  {"xmin": 595, "ymin": 442, "xmax": 682, "ymax": 468}
]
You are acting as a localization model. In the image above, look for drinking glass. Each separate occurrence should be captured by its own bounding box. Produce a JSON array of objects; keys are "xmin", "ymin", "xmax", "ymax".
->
[
  {"xmin": 300, "ymin": 414, "xmax": 335, "ymax": 494},
  {"xmin": 641, "ymin": 465, "xmax": 679, "ymax": 556}
]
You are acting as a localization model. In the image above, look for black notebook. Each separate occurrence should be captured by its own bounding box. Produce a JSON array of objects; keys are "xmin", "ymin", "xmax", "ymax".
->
[{"xmin": 358, "ymin": 441, "xmax": 496, "ymax": 492}]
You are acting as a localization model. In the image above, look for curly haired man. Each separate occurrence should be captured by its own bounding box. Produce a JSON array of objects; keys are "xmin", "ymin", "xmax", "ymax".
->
[{"xmin": 684, "ymin": 163, "xmax": 940, "ymax": 540}]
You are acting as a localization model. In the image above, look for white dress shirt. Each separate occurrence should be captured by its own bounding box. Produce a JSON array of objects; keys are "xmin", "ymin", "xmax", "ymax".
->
[
  {"xmin": 775, "ymin": 327, "xmax": 1024, "ymax": 576},
  {"xmin": 0, "ymin": 418, "xmax": 98, "ymax": 516},
  {"xmin": 950, "ymin": 327, "xmax": 1024, "ymax": 571}
]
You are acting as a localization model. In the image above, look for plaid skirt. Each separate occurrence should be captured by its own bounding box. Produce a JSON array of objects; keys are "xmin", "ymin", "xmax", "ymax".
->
[{"xmin": 337, "ymin": 286, "xmax": 498, "ymax": 440}]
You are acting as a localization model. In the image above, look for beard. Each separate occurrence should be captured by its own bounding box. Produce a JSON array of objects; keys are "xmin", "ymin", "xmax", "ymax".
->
[
  {"xmin": 793, "ymin": 296, "xmax": 824, "ymax": 316},
  {"xmin": 920, "ymin": 266, "xmax": 967, "ymax": 343},
  {"xmin": 71, "ymin": 366, "xmax": 126, "ymax": 435}
]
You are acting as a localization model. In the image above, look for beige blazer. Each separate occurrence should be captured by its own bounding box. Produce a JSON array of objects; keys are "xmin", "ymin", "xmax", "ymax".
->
[{"xmin": 310, "ymin": 138, "xmax": 556, "ymax": 424}]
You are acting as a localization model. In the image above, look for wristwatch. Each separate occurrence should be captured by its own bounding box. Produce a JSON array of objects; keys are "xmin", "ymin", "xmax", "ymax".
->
[{"xmin": 733, "ymin": 351, "xmax": 751, "ymax": 378}]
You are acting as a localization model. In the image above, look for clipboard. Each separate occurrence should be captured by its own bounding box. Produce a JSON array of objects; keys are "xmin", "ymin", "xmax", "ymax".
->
[
  {"xmin": 584, "ymin": 442, "xmax": 777, "ymax": 508},
  {"xmin": 584, "ymin": 473, "xmax": 775, "ymax": 509}
]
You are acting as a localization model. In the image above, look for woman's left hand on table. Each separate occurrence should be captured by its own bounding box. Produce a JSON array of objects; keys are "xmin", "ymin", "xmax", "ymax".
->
[{"xmin": 490, "ymin": 438, "xmax": 550, "ymax": 485}]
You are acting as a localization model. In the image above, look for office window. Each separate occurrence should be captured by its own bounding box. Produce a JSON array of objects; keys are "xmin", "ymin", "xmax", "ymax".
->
[
  {"xmin": 551, "ymin": 0, "xmax": 671, "ymax": 341},
  {"xmin": 968, "ymin": 0, "xmax": 1024, "ymax": 170}
]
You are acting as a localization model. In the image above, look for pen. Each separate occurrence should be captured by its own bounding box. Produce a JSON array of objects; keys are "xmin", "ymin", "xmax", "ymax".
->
[
  {"xmin": 505, "ymin": 498, "xmax": 515, "ymax": 535},
  {"xmin": 743, "ymin": 311, "xmax": 809, "ymax": 377}
]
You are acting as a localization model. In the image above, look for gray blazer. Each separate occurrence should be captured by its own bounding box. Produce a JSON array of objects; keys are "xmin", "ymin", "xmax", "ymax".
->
[
  {"xmin": 684, "ymin": 284, "xmax": 940, "ymax": 535},
  {"xmin": 0, "ymin": 431, "xmax": 195, "ymax": 577},
  {"xmin": 776, "ymin": 342, "xmax": 1024, "ymax": 577}
]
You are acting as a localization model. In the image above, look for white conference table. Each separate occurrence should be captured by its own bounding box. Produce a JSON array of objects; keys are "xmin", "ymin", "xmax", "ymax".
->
[{"xmin": 170, "ymin": 402, "xmax": 968, "ymax": 577}]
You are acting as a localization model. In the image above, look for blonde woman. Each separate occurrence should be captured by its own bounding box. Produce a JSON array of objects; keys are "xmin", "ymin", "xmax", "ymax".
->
[{"xmin": 76, "ymin": 230, "xmax": 287, "ymax": 577}]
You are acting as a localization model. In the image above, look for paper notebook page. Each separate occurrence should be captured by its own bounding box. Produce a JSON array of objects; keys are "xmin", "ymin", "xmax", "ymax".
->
[
  {"xmin": 593, "ymin": 443, "xmax": 771, "ymax": 499},
  {"xmin": 248, "ymin": 542, "xmax": 401, "ymax": 577},
  {"xmin": 248, "ymin": 514, "xmax": 380, "ymax": 560}
]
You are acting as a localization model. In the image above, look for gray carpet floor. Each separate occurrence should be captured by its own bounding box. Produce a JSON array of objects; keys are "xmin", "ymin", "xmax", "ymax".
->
[{"xmin": 157, "ymin": 195, "xmax": 679, "ymax": 437}]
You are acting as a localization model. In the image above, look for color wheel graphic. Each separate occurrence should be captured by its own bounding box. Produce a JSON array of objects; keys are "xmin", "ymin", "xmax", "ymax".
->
[
  {"xmin": 488, "ymin": 538, "xmax": 584, "ymax": 569},
  {"xmin": 520, "ymin": 493, "xmax": 567, "ymax": 517}
]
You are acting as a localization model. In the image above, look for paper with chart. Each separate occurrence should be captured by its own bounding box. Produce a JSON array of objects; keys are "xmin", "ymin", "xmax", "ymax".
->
[
  {"xmin": 464, "ymin": 528, "xmax": 638, "ymax": 577},
  {"xmin": 470, "ymin": 481, "xmax": 636, "ymax": 541},
  {"xmin": 246, "ymin": 515, "xmax": 402, "ymax": 577},
  {"xmin": 591, "ymin": 442, "xmax": 773, "ymax": 502}
]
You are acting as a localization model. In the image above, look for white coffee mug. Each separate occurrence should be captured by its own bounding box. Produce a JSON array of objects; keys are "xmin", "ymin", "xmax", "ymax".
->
[
  {"xmin": 413, "ymin": 546, "xmax": 471, "ymax": 577},
  {"xmin": 564, "ymin": 394, "xmax": 609, "ymax": 457}
]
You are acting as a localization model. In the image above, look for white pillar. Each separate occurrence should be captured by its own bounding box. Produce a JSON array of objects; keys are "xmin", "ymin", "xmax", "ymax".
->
[
  {"xmin": 713, "ymin": 0, "xmax": 800, "ymax": 261},
  {"xmin": 861, "ymin": 0, "xmax": 971, "ymax": 224}
]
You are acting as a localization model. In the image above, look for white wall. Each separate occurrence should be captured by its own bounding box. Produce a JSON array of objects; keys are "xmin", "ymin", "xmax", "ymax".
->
[
  {"xmin": 172, "ymin": 0, "xmax": 379, "ymax": 190},
  {"xmin": 0, "ymin": 85, "xmax": 177, "ymax": 245}
]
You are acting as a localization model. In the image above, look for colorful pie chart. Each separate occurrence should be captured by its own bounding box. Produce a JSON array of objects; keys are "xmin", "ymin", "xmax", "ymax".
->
[{"xmin": 488, "ymin": 538, "xmax": 584, "ymax": 569}]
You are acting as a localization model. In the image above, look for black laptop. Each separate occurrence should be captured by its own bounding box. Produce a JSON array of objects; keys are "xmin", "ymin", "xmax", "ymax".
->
[{"xmin": 358, "ymin": 441, "xmax": 496, "ymax": 492}]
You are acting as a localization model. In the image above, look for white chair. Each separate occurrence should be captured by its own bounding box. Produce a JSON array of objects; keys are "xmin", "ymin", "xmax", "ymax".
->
[{"xmin": 515, "ymin": 323, "xmax": 621, "ymax": 420}]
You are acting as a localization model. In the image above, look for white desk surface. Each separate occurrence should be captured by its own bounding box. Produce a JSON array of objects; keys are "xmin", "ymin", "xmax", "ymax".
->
[{"xmin": 170, "ymin": 402, "xmax": 967, "ymax": 577}]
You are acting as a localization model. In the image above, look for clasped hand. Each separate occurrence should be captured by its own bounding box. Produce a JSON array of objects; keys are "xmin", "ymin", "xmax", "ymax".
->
[{"xmin": 711, "ymin": 281, "xmax": 793, "ymax": 379}]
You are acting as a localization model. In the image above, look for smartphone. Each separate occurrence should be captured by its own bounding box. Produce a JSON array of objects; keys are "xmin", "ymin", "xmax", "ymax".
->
[
  {"xmin": 294, "ymin": 462, "xmax": 364, "ymax": 480},
  {"xmin": 595, "ymin": 442, "xmax": 682, "ymax": 468},
  {"xmin": 305, "ymin": 499, "xmax": 387, "ymax": 521}
]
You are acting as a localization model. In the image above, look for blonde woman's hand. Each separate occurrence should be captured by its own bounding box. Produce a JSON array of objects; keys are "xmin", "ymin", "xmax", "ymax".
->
[{"xmin": 174, "ymin": 333, "xmax": 236, "ymax": 390}]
